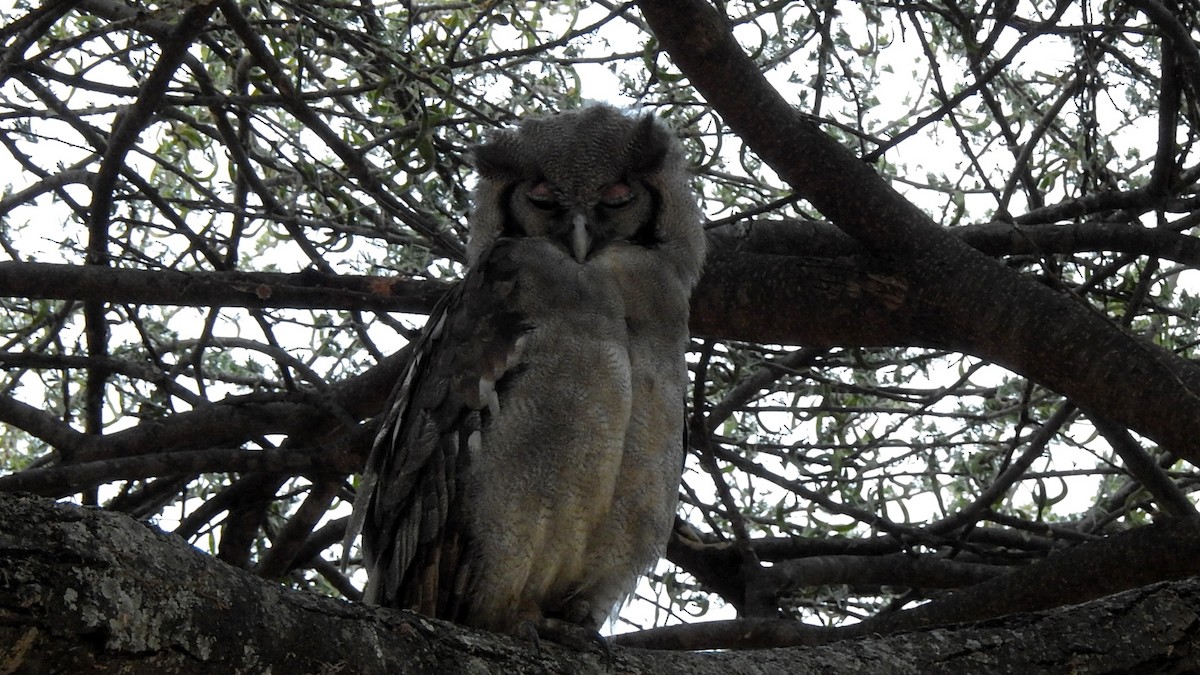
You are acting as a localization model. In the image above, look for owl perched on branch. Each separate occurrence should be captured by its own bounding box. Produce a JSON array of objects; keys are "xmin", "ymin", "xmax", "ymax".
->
[{"xmin": 348, "ymin": 105, "xmax": 706, "ymax": 635}]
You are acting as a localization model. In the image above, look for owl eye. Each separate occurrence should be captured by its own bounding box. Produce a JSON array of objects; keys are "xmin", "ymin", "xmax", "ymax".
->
[
  {"xmin": 526, "ymin": 181, "xmax": 557, "ymax": 209},
  {"xmin": 600, "ymin": 182, "xmax": 634, "ymax": 207}
]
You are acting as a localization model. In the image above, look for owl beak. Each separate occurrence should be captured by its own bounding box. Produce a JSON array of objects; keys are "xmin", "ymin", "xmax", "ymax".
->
[{"xmin": 570, "ymin": 212, "xmax": 591, "ymax": 262}]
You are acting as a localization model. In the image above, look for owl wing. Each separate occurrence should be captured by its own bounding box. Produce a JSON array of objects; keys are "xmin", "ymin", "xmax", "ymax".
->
[{"xmin": 348, "ymin": 240, "xmax": 531, "ymax": 617}]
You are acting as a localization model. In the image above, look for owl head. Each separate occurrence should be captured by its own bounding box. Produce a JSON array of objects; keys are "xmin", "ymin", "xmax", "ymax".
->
[{"xmin": 469, "ymin": 105, "xmax": 706, "ymax": 289}]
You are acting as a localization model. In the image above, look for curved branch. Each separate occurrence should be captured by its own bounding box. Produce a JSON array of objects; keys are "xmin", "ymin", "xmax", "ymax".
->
[
  {"xmin": 0, "ymin": 442, "xmax": 359, "ymax": 498},
  {"xmin": 0, "ymin": 396, "xmax": 86, "ymax": 455},
  {"xmin": 637, "ymin": 0, "xmax": 1200, "ymax": 467},
  {"xmin": 1132, "ymin": 0, "xmax": 1200, "ymax": 96},
  {"xmin": 0, "ymin": 347, "xmax": 406, "ymax": 469},
  {"xmin": 626, "ymin": 516, "xmax": 1200, "ymax": 650}
]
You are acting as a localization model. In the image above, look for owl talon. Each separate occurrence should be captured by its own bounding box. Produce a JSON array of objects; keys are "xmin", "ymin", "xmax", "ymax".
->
[
  {"xmin": 519, "ymin": 620, "xmax": 543, "ymax": 656},
  {"xmin": 529, "ymin": 618, "xmax": 612, "ymax": 668}
]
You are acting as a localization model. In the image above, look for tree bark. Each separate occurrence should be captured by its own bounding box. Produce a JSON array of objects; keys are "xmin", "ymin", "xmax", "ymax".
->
[{"xmin": 2, "ymin": 492, "xmax": 1198, "ymax": 674}]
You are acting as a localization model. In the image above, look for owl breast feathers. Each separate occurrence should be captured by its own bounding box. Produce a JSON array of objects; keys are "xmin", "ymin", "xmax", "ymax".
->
[{"xmin": 348, "ymin": 105, "xmax": 706, "ymax": 634}]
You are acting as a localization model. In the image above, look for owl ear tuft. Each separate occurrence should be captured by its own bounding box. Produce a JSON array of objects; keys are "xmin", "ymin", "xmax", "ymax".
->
[
  {"xmin": 627, "ymin": 114, "xmax": 673, "ymax": 175},
  {"xmin": 472, "ymin": 133, "xmax": 522, "ymax": 179}
]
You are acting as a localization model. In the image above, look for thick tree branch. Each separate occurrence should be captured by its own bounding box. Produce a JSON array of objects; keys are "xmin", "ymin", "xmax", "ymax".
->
[
  {"xmin": 4, "ymin": 492, "xmax": 1200, "ymax": 673},
  {"xmin": 6, "ymin": 216, "xmax": 1199, "ymax": 347},
  {"xmin": 637, "ymin": 0, "xmax": 1200, "ymax": 467},
  {"xmin": 626, "ymin": 516, "xmax": 1200, "ymax": 651}
]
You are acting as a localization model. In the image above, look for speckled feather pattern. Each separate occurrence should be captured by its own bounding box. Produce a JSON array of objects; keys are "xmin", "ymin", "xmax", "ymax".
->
[{"xmin": 349, "ymin": 105, "xmax": 706, "ymax": 633}]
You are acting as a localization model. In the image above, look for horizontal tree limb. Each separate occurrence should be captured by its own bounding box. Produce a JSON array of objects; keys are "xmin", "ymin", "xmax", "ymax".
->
[
  {"xmin": 3, "ymin": 491, "xmax": 1198, "ymax": 673},
  {"xmin": 0, "ymin": 439, "xmax": 364, "ymax": 497},
  {"xmin": 4, "ymin": 217, "xmax": 1196, "ymax": 346},
  {"xmin": 0, "ymin": 261, "xmax": 447, "ymax": 313},
  {"xmin": 627, "ymin": 515, "xmax": 1200, "ymax": 652}
]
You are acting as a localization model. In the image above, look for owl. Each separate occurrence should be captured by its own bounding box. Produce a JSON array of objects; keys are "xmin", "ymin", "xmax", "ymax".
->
[{"xmin": 348, "ymin": 104, "xmax": 706, "ymax": 637}]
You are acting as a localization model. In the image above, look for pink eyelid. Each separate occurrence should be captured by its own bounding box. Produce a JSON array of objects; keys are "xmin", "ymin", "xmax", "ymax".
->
[
  {"xmin": 600, "ymin": 182, "xmax": 633, "ymax": 206},
  {"xmin": 526, "ymin": 181, "xmax": 554, "ymax": 202},
  {"xmin": 525, "ymin": 181, "xmax": 634, "ymax": 206}
]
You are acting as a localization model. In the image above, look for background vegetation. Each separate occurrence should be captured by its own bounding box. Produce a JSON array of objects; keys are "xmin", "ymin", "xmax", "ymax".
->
[{"xmin": 2, "ymin": 0, "xmax": 1199, "ymax": 649}]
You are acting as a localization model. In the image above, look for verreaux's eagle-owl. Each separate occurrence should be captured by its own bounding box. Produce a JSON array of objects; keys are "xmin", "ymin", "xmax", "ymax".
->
[{"xmin": 347, "ymin": 104, "xmax": 705, "ymax": 634}]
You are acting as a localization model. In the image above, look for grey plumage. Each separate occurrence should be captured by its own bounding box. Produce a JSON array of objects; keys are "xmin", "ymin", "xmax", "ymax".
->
[{"xmin": 348, "ymin": 104, "xmax": 705, "ymax": 633}]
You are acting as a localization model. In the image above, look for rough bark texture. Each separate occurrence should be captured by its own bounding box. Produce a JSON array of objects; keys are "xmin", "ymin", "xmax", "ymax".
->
[{"xmin": 2, "ymin": 492, "xmax": 1199, "ymax": 674}]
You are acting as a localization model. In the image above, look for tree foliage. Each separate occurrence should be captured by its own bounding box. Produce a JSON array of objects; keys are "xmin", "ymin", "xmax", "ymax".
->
[{"xmin": 2, "ymin": 0, "xmax": 1200, "ymax": 651}]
